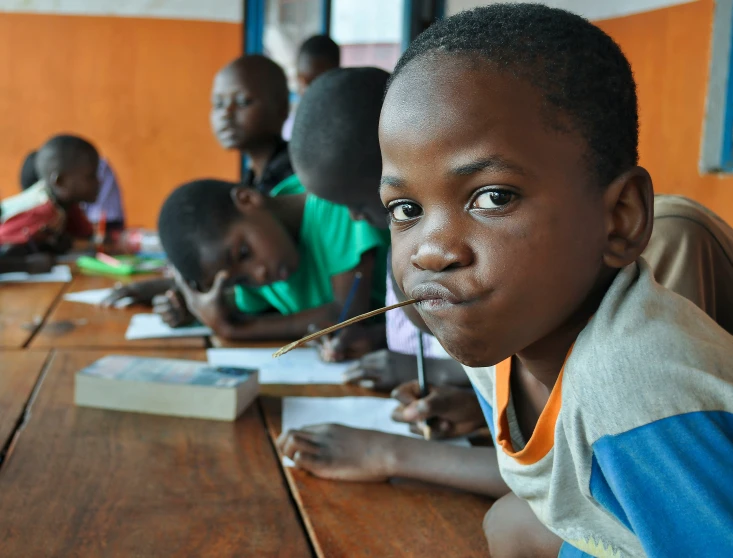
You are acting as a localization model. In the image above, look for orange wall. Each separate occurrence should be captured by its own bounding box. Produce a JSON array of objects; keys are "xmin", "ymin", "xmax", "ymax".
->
[
  {"xmin": 596, "ymin": 0, "xmax": 733, "ymax": 224},
  {"xmin": 0, "ymin": 13, "xmax": 241, "ymax": 229}
]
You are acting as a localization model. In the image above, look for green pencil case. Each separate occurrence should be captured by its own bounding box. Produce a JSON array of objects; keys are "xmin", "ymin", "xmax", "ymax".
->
[{"xmin": 76, "ymin": 255, "xmax": 166, "ymax": 276}]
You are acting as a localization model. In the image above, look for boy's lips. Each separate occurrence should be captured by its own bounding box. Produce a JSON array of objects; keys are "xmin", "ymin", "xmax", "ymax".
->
[{"xmin": 410, "ymin": 283, "xmax": 466, "ymax": 308}]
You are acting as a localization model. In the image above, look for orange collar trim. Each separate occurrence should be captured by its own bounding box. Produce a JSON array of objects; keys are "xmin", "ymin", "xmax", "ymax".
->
[{"xmin": 494, "ymin": 347, "xmax": 573, "ymax": 465}]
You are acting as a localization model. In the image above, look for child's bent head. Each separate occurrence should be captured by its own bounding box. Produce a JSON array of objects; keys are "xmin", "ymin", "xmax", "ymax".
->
[
  {"xmin": 380, "ymin": 5, "xmax": 654, "ymax": 367},
  {"xmin": 36, "ymin": 135, "xmax": 100, "ymax": 204},
  {"xmin": 210, "ymin": 55, "xmax": 289, "ymax": 152},
  {"xmin": 290, "ymin": 67, "xmax": 390, "ymax": 229},
  {"xmin": 296, "ymin": 35, "xmax": 340, "ymax": 94},
  {"xmin": 158, "ymin": 179, "xmax": 299, "ymax": 292}
]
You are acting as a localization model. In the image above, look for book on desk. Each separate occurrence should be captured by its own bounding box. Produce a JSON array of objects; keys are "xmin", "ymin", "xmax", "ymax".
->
[{"xmin": 75, "ymin": 355, "xmax": 258, "ymax": 421}]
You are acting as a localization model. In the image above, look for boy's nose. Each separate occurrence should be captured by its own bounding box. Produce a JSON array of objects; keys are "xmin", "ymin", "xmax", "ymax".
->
[
  {"xmin": 410, "ymin": 222, "xmax": 473, "ymax": 272},
  {"xmin": 253, "ymin": 264, "xmax": 268, "ymax": 285}
]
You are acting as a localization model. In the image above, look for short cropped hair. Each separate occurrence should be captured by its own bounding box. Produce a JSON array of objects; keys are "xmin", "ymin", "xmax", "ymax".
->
[
  {"xmin": 158, "ymin": 179, "xmax": 241, "ymax": 285},
  {"xmin": 290, "ymin": 67, "xmax": 389, "ymax": 187},
  {"xmin": 298, "ymin": 35, "xmax": 340, "ymax": 67},
  {"xmin": 390, "ymin": 4, "xmax": 638, "ymax": 184},
  {"xmin": 35, "ymin": 135, "xmax": 99, "ymax": 179}
]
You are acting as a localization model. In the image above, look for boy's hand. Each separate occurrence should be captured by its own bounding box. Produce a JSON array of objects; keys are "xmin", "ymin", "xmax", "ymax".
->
[
  {"xmin": 101, "ymin": 279, "xmax": 168, "ymax": 308},
  {"xmin": 317, "ymin": 325, "xmax": 375, "ymax": 362},
  {"xmin": 276, "ymin": 424, "xmax": 396, "ymax": 482},
  {"xmin": 24, "ymin": 253, "xmax": 54, "ymax": 274},
  {"xmin": 152, "ymin": 290, "xmax": 196, "ymax": 328},
  {"xmin": 174, "ymin": 270, "xmax": 230, "ymax": 331},
  {"xmin": 391, "ymin": 381, "xmax": 486, "ymax": 439},
  {"xmin": 342, "ymin": 349, "xmax": 417, "ymax": 391}
]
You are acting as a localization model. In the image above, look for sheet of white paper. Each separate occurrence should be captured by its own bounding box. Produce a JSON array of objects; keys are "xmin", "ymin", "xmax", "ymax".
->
[
  {"xmin": 280, "ymin": 396, "xmax": 470, "ymax": 466},
  {"xmin": 0, "ymin": 265, "xmax": 72, "ymax": 283},
  {"xmin": 125, "ymin": 313, "xmax": 212, "ymax": 340},
  {"xmin": 207, "ymin": 347, "xmax": 351, "ymax": 385},
  {"xmin": 63, "ymin": 288, "xmax": 133, "ymax": 308}
]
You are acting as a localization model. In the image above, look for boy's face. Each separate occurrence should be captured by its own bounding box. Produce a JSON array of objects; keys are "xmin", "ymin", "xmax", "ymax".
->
[
  {"xmin": 210, "ymin": 66, "xmax": 283, "ymax": 151},
  {"xmin": 197, "ymin": 189, "xmax": 300, "ymax": 292},
  {"xmin": 53, "ymin": 155, "xmax": 100, "ymax": 204},
  {"xmin": 379, "ymin": 56, "xmax": 610, "ymax": 367}
]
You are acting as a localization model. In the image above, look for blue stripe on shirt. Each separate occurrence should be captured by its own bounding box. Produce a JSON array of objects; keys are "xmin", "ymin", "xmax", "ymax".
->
[{"xmin": 590, "ymin": 410, "xmax": 733, "ymax": 558}]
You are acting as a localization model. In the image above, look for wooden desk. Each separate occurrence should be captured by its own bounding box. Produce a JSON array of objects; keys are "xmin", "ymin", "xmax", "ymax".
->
[
  {"xmin": 0, "ymin": 350, "xmax": 49, "ymax": 453},
  {"xmin": 0, "ymin": 282, "xmax": 67, "ymax": 348},
  {"xmin": 31, "ymin": 274, "xmax": 207, "ymax": 350},
  {"xmin": 260, "ymin": 389, "xmax": 492, "ymax": 557},
  {"xmin": 0, "ymin": 350, "xmax": 311, "ymax": 557}
]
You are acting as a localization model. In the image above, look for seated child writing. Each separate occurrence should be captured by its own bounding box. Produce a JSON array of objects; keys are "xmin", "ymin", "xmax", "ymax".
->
[
  {"xmin": 1, "ymin": 135, "xmax": 99, "ymax": 255},
  {"xmin": 285, "ymin": 5, "xmax": 733, "ymax": 557},
  {"xmin": 102, "ymin": 54, "xmax": 296, "ymax": 314},
  {"xmin": 157, "ymin": 179, "xmax": 389, "ymax": 341}
]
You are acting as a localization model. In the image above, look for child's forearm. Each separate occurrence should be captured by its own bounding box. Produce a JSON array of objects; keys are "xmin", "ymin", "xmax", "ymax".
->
[
  {"xmin": 218, "ymin": 303, "xmax": 339, "ymax": 341},
  {"xmin": 387, "ymin": 437, "xmax": 510, "ymax": 498}
]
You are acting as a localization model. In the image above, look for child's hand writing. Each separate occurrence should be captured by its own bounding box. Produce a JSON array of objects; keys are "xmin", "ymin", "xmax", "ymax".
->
[
  {"xmin": 174, "ymin": 270, "xmax": 230, "ymax": 332},
  {"xmin": 152, "ymin": 289, "xmax": 196, "ymax": 328},
  {"xmin": 391, "ymin": 381, "xmax": 487, "ymax": 440},
  {"xmin": 317, "ymin": 324, "xmax": 375, "ymax": 362},
  {"xmin": 341, "ymin": 349, "xmax": 418, "ymax": 391},
  {"xmin": 276, "ymin": 424, "xmax": 396, "ymax": 482}
]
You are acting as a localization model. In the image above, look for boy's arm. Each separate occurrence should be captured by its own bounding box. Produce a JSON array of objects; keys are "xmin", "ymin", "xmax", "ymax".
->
[
  {"xmin": 589, "ymin": 411, "xmax": 733, "ymax": 556},
  {"xmin": 276, "ymin": 424, "xmax": 510, "ymax": 498}
]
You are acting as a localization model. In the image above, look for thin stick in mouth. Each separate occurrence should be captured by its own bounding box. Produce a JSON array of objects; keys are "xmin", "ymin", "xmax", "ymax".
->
[{"xmin": 272, "ymin": 298, "xmax": 420, "ymax": 358}]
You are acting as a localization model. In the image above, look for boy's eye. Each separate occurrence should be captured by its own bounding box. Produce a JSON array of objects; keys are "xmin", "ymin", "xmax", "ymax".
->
[
  {"xmin": 212, "ymin": 97, "xmax": 224, "ymax": 109},
  {"xmin": 235, "ymin": 94, "xmax": 252, "ymax": 108},
  {"xmin": 472, "ymin": 189, "xmax": 514, "ymax": 209},
  {"xmin": 389, "ymin": 202, "xmax": 423, "ymax": 222}
]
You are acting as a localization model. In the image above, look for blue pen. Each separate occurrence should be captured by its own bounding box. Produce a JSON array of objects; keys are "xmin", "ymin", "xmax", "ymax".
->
[{"xmin": 337, "ymin": 272, "xmax": 363, "ymax": 323}]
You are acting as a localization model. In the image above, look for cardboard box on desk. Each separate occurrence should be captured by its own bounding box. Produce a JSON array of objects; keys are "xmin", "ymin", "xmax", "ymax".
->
[{"xmin": 75, "ymin": 355, "xmax": 258, "ymax": 421}]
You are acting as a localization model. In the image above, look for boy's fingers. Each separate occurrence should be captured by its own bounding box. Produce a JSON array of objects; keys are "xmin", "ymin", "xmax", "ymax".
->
[
  {"xmin": 293, "ymin": 451, "xmax": 324, "ymax": 472},
  {"xmin": 390, "ymin": 380, "xmax": 420, "ymax": 405},
  {"xmin": 210, "ymin": 270, "xmax": 229, "ymax": 295}
]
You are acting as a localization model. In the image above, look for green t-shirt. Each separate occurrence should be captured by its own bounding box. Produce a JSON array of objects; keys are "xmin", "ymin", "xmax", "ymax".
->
[
  {"xmin": 268, "ymin": 174, "xmax": 304, "ymax": 196},
  {"xmin": 233, "ymin": 179, "xmax": 390, "ymax": 316}
]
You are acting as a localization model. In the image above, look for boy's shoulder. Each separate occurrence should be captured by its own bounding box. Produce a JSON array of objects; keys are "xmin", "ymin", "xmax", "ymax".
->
[
  {"xmin": 563, "ymin": 261, "xmax": 733, "ymax": 440},
  {"xmin": 1, "ymin": 181, "xmax": 53, "ymax": 222}
]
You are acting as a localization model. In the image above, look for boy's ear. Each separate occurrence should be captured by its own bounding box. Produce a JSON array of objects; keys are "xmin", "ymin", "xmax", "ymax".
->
[
  {"xmin": 601, "ymin": 166, "xmax": 654, "ymax": 269},
  {"xmin": 48, "ymin": 171, "xmax": 63, "ymax": 188},
  {"xmin": 231, "ymin": 186, "xmax": 265, "ymax": 212}
]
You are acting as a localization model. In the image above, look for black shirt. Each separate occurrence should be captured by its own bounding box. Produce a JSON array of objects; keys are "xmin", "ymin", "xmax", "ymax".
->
[{"xmin": 243, "ymin": 139, "xmax": 294, "ymax": 195}]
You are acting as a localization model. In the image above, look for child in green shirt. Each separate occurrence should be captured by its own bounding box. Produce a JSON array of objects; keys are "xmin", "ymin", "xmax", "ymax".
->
[{"xmin": 157, "ymin": 178, "xmax": 389, "ymax": 341}]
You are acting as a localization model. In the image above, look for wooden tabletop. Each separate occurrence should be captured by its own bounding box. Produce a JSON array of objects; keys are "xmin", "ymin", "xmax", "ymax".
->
[
  {"xmin": 260, "ymin": 387, "xmax": 492, "ymax": 558},
  {"xmin": 0, "ymin": 350, "xmax": 50, "ymax": 454},
  {"xmin": 0, "ymin": 282, "xmax": 67, "ymax": 348},
  {"xmin": 0, "ymin": 349, "xmax": 312, "ymax": 557},
  {"xmin": 31, "ymin": 274, "xmax": 207, "ymax": 350}
]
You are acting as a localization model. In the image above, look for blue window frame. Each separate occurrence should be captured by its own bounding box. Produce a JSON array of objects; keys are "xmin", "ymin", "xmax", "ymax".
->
[{"xmin": 701, "ymin": 0, "xmax": 733, "ymax": 172}]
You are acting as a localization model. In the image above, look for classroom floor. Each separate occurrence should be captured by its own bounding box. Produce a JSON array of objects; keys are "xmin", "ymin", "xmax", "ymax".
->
[{"xmin": 0, "ymin": 268, "xmax": 492, "ymax": 557}]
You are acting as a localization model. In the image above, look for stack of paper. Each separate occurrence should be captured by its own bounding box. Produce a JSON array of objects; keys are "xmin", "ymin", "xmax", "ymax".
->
[
  {"xmin": 0, "ymin": 265, "xmax": 72, "ymax": 283},
  {"xmin": 207, "ymin": 347, "xmax": 352, "ymax": 385},
  {"xmin": 125, "ymin": 314, "xmax": 212, "ymax": 340}
]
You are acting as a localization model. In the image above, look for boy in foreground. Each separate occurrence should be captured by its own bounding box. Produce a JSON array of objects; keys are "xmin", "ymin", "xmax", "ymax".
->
[{"xmin": 285, "ymin": 5, "xmax": 733, "ymax": 557}]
